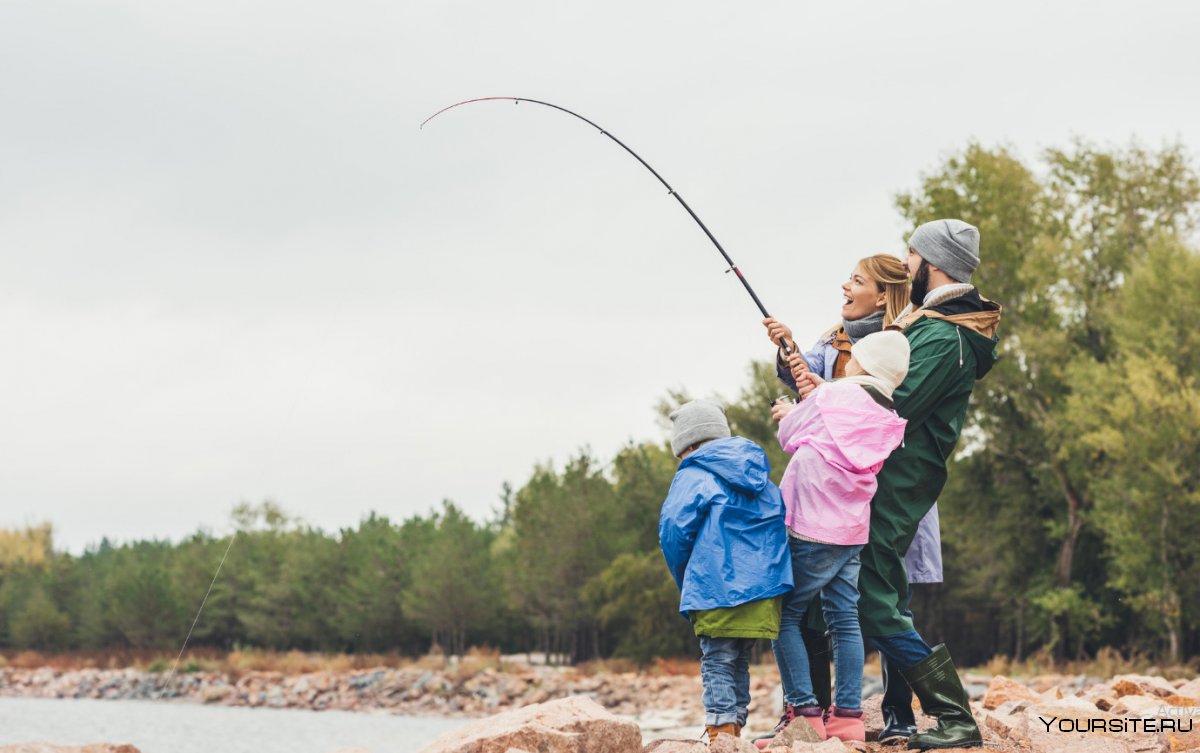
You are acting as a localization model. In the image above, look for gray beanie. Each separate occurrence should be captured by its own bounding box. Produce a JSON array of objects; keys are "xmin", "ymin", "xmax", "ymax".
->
[
  {"xmin": 908, "ymin": 219, "xmax": 980, "ymax": 283},
  {"xmin": 669, "ymin": 399, "xmax": 731, "ymax": 457}
]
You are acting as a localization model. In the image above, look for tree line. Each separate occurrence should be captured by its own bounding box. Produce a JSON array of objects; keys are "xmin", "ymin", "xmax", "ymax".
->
[{"xmin": 2, "ymin": 139, "xmax": 1199, "ymax": 667}]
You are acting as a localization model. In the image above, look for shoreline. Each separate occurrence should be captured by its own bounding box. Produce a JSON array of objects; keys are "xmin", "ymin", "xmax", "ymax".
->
[{"xmin": 0, "ymin": 663, "xmax": 720, "ymax": 729}]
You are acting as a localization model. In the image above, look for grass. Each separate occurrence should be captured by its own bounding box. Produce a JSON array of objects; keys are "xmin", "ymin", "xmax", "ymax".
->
[
  {"xmin": 3, "ymin": 645, "xmax": 1196, "ymax": 681},
  {"xmin": 969, "ymin": 646, "xmax": 1200, "ymax": 681}
]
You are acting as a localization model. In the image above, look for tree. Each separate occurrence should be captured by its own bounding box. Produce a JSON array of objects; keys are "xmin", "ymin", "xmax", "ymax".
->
[
  {"xmin": 582, "ymin": 552, "xmax": 694, "ymax": 664},
  {"xmin": 1062, "ymin": 237, "xmax": 1200, "ymax": 663},
  {"xmin": 504, "ymin": 452, "xmax": 619, "ymax": 661},
  {"xmin": 401, "ymin": 502, "xmax": 498, "ymax": 656},
  {"xmin": 896, "ymin": 140, "xmax": 1200, "ymax": 660}
]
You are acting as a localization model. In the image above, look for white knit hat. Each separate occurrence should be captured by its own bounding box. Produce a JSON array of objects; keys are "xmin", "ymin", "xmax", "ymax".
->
[{"xmin": 850, "ymin": 331, "xmax": 911, "ymax": 396}]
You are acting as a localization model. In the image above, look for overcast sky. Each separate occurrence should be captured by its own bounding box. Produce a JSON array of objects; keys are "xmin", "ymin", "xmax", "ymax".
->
[{"xmin": 2, "ymin": 0, "xmax": 1198, "ymax": 553}]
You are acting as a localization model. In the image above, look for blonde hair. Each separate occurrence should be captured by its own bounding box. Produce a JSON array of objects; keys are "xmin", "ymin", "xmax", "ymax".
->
[{"xmin": 857, "ymin": 254, "xmax": 910, "ymax": 326}]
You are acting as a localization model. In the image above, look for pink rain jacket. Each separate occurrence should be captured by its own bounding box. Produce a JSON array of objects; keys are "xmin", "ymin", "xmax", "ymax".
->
[{"xmin": 777, "ymin": 381, "xmax": 908, "ymax": 545}]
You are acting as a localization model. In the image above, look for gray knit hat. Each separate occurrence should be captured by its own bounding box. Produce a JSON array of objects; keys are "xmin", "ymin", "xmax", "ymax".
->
[
  {"xmin": 669, "ymin": 399, "xmax": 731, "ymax": 458},
  {"xmin": 908, "ymin": 219, "xmax": 981, "ymax": 283}
]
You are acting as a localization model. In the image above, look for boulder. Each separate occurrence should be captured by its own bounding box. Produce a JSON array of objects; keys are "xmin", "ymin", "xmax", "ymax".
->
[
  {"xmin": 416, "ymin": 696, "xmax": 643, "ymax": 753},
  {"xmin": 982, "ymin": 675, "xmax": 1040, "ymax": 710}
]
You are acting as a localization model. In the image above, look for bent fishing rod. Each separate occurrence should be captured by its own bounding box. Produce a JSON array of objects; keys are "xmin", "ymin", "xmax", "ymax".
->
[{"xmin": 421, "ymin": 97, "xmax": 793, "ymax": 354}]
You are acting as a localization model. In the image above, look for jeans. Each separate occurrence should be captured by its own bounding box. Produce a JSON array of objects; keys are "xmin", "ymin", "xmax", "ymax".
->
[
  {"xmin": 870, "ymin": 628, "xmax": 933, "ymax": 670},
  {"xmin": 772, "ymin": 538, "xmax": 864, "ymax": 710},
  {"xmin": 699, "ymin": 636, "xmax": 754, "ymax": 726}
]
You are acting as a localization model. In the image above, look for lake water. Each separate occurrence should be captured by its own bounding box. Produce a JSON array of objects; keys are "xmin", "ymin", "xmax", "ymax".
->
[{"xmin": 0, "ymin": 697, "xmax": 469, "ymax": 753}]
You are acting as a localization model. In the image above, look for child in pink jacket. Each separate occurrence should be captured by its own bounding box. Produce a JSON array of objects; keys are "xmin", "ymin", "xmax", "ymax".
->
[{"xmin": 760, "ymin": 331, "xmax": 909, "ymax": 746}]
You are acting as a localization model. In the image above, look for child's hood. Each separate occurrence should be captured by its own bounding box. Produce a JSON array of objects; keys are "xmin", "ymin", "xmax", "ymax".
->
[
  {"xmin": 679, "ymin": 436, "xmax": 770, "ymax": 494},
  {"xmin": 777, "ymin": 382, "xmax": 907, "ymax": 472}
]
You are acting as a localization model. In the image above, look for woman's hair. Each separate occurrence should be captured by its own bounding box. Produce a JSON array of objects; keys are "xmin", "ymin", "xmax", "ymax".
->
[{"xmin": 858, "ymin": 253, "xmax": 910, "ymax": 326}]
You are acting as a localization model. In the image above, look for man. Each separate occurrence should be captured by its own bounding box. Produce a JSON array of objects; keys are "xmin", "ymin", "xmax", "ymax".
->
[{"xmin": 796, "ymin": 218, "xmax": 1000, "ymax": 750}]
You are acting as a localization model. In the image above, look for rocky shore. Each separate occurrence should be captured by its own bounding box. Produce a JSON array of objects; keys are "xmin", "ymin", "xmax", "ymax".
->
[{"xmin": 2, "ymin": 665, "xmax": 1198, "ymax": 753}]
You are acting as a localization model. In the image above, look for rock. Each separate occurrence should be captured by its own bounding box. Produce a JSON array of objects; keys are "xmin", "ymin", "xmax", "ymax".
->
[
  {"xmin": 992, "ymin": 698, "xmax": 1032, "ymax": 716},
  {"xmin": 786, "ymin": 740, "xmax": 854, "ymax": 753},
  {"xmin": 1113, "ymin": 695, "xmax": 1172, "ymax": 716},
  {"xmin": 767, "ymin": 718, "xmax": 823, "ymax": 748},
  {"xmin": 643, "ymin": 740, "xmax": 708, "ymax": 753},
  {"xmin": 1114, "ymin": 680, "xmax": 1148, "ymax": 698},
  {"xmin": 708, "ymin": 735, "xmax": 757, "ymax": 753},
  {"xmin": 1163, "ymin": 695, "xmax": 1198, "ymax": 708},
  {"xmin": 982, "ymin": 675, "xmax": 1040, "ymax": 710},
  {"xmin": 1112, "ymin": 675, "xmax": 1180, "ymax": 698},
  {"xmin": 1163, "ymin": 725, "xmax": 1200, "ymax": 753},
  {"xmin": 0, "ymin": 746, "xmax": 142, "ymax": 753},
  {"xmin": 1030, "ymin": 673, "xmax": 1071, "ymax": 693},
  {"xmin": 979, "ymin": 708, "xmax": 1023, "ymax": 740},
  {"xmin": 415, "ymin": 696, "xmax": 643, "ymax": 753},
  {"xmin": 1174, "ymin": 680, "xmax": 1200, "ymax": 700}
]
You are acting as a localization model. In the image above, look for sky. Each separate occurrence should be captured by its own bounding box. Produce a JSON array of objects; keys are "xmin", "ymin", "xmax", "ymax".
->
[{"xmin": 2, "ymin": 0, "xmax": 1198, "ymax": 553}]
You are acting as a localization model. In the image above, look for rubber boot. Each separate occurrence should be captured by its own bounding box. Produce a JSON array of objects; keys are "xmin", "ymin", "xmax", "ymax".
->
[
  {"xmin": 706, "ymin": 722, "xmax": 740, "ymax": 748},
  {"xmin": 899, "ymin": 644, "xmax": 982, "ymax": 750},
  {"xmin": 802, "ymin": 624, "xmax": 833, "ymax": 713},
  {"xmin": 878, "ymin": 654, "xmax": 918, "ymax": 744}
]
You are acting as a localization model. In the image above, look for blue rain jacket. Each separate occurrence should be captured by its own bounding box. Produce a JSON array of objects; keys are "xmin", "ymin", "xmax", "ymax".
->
[{"xmin": 659, "ymin": 436, "xmax": 794, "ymax": 616}]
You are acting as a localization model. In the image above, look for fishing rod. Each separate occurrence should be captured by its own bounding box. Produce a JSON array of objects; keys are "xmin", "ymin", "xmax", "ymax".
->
[{"xmin": 421, "ymin": 97, "xmax": 794, "ymax": 354}]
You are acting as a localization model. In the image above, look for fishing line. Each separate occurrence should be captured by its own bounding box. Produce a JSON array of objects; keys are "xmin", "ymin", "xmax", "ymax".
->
[
  {"xmin": 156, "ymin": 381, "xmax": 310, "ymax": 699},
  {"xmin": 422, "ymin": 96, "xmax": 794, "ymax": 353}
]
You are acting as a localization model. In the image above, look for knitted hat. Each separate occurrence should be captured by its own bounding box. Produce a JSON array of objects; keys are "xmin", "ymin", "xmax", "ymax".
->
[
  {"xmin": 850, "ymin": 331, "xmax": 911, "ymax": 397},
  {"xmin": 669, "ymin": 399, "xmax": 731, "ymax": 457},
  {"xmin": 908, "ymin": 219, "xmax": 980, "ymax": 283}
]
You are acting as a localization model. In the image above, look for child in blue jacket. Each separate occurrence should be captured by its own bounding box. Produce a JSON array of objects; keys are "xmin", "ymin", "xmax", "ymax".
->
[{"xmin": 659, "ymin": 400, "xmax": 794, "ymax": 746}]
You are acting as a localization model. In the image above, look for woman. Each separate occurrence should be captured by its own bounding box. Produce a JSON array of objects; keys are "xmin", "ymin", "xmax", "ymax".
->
[{"xmin": 757, "ymin": 253, "xmax": 941, "ymax": 747}]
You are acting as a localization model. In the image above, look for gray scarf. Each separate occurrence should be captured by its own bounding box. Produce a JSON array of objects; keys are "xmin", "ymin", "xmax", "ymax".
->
[{"xmin": 842, "ymin": 309, "xmax": 885, "ymax": 343}]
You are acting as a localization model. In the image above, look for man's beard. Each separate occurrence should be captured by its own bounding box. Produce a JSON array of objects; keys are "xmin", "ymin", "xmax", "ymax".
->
[{"xmin": 910, "ymin": 259, "xmax": 932, "ymax": 307}]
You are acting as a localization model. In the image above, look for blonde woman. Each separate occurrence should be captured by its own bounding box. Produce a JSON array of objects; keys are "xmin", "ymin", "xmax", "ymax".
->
[{"xmin": 758, "ymin": 253, "xmax": 941, "ymax": 747}]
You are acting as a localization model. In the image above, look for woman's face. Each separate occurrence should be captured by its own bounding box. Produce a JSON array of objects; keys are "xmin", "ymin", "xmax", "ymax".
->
[{"xmin": 842, "ymin": 264, "xmax": 887, "ymax": 320}]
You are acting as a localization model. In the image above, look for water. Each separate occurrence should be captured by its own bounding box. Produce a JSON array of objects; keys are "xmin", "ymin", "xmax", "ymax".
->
[{"xmin": 0, "ymin": 697, "xmax": 468, "ymax": 753}]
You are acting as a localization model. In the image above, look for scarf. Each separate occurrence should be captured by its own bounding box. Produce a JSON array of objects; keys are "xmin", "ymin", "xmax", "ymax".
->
[
  {"xmin": 893, "ymin": 283, "xmax": 976, "ymax": 322},
  {"xmin": 838, "ymin": 374, "xmax": 899, "ymax": 401},
  {"xmin": 842, "ymin": 309, "xmax": 885, "ymax": 344}
]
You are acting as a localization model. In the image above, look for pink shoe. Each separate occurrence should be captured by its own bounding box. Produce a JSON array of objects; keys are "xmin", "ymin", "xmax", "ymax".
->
[
  {"xmin": 752, "ymin": 705, "xmax": 825, "ymax": 749},
  {"xmin": 752, "ymin": 705, "xmax": 796, "ymax": 749},
  {"xmin": 795, "ymin": 708, "xmax": 827, "ymax": 741},
  {"xmin": 823, "ymin": 706, "xmax": 865, "ymax": 743}
]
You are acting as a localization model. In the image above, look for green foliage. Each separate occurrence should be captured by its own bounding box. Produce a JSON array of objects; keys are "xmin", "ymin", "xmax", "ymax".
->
[
  {"xmin": 898, "ymin": 139, "xmax": 1200, "ymax": 663},
  {"xmin": 401, "ymin": 501, "xmax": 499, "ymax": 655},
  {"xmin": 583, "ymin": 552, "xmax": 693, "ymax": 664},
  {"xmin": 8, "ymin": 584, "xmax": 70, "ymax": 650}
]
